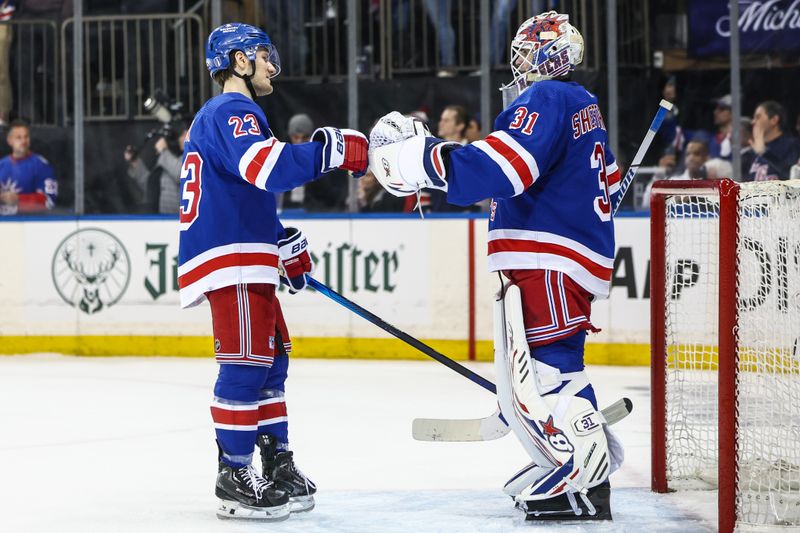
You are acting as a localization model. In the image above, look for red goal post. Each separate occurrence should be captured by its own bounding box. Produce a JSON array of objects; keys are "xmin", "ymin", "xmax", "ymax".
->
[{"xmin": 650, "ymin": 179, "xmax": 800, "ymax": 533}]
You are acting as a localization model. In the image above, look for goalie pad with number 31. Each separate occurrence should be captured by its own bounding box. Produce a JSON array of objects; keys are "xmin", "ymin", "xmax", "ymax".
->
[{"xmin": 494, "ymin": 283, "xmax": 623, "ymax": 503}]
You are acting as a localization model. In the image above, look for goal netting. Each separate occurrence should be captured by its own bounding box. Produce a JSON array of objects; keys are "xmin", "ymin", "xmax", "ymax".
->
[{"xmin": 651, "ymin": 179, "xmax": 800, "ymax": 530}]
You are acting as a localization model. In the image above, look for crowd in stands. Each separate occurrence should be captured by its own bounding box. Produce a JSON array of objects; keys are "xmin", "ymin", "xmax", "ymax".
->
[
  {"xmin": 1, "ymin": 3, "xmax": 799, "ymax": 216},
  {"xmin": 638, "ymin": 76, "xmax": 800, "ymax": 209}
]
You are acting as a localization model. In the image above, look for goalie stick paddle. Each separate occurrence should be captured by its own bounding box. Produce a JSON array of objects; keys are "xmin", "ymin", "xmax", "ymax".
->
[
  {"xmin": 412, "ymin": 397, "xmax": 633, "ymax": 442},
  {"xmin": 611, "ymin": 99, "xmax": 673, "ymax": 215}
]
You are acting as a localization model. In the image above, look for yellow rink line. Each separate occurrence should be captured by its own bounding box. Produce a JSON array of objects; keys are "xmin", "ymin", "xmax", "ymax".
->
[{"xmin": 0, "ymin": 336, "xmax": 651, "ymax": 365}]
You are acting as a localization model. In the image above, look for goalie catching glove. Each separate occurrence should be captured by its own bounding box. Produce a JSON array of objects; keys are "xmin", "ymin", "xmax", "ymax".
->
[
  {"xmin": 368, "ymin": 111, "xmax": 460, "ymax": 197},
  {"xmin": 370, "ymin": 134, "xmax": 461, "ymax": 197},
  {"xmin": 278, "ymin": 227, "xmax": 313, "ymax": 293},
  {"xmin": 312, "ymin": 127, "xmax": 369, "ymax": 176}
]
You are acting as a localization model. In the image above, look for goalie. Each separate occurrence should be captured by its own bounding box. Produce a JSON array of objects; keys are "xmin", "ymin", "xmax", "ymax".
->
[{"xmin": 369, "ymin": 11, "xmax": 623, "ymax": 520}]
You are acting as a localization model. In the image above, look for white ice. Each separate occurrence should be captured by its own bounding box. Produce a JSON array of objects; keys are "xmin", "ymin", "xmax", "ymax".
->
[{"xmin": 0, "ymin": 355, "xmax": 718, "ymax": 532}]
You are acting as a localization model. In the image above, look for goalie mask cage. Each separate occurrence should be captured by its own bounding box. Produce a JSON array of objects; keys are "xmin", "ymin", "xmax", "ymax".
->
[{"xmin": 651, "ymin": 179, "xmax": 800, "ymax": 533}]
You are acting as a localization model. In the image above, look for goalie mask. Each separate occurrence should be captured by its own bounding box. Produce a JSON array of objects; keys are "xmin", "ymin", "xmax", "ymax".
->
[{"xmin": 500, "ymin": 11, "xmax": 584, "ymax": 108}]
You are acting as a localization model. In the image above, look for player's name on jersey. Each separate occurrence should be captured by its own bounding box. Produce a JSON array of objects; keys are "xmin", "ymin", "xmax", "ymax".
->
[{"xmin": 571, "ymin": 103, "xmax": 607, "ymax": 140}]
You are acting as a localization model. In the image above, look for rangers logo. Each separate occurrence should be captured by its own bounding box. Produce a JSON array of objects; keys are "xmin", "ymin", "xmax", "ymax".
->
[
  {"xmin": 51, "ymin": 228, "xmax": 131, "ymax": 315},
  {"xmin": 539, "ymin": 415, "xmax": 574, "ymax": 453}
]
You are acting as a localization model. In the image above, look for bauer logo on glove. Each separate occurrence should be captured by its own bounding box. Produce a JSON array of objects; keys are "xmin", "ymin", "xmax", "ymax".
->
[{"xmin": 278, "ymin": 227, "xmax": 314, "ymax": 293}]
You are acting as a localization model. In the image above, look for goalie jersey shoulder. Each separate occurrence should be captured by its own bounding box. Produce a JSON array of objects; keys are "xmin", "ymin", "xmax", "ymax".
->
[{"xmin": 482, "ymin": 81, "xmax": 620, "ymax": 299}]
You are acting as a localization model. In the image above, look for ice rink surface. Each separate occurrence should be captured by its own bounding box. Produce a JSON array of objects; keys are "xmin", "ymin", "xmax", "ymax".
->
[{"xmin": 0, "ymin": 355, "xmax": 717, "ymax": 532}]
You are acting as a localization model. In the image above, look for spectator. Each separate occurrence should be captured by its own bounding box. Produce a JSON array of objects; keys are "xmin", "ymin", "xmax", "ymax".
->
[
  {"xmin": 670, "ymin": 139, "xmax": 710, "ymax": 180},
  {"xmin": 124, "ymin": 124, "xmax": 188, "ymax": 214},
  {"xmin": 0, "ymin": 0, "xmax": 14, "ymax": 126},
  {"xmin": 655, "ymin": 77, "xmax": 684, "ymax": 173},
  {"xmin": 422, "ymin": 0, "xmax": 456, "ymax": 76},
  {"xmin": 358, "ymin": 169, "xmax": 405, "ymax": 212},
  {"xmin": 280, "ymin": 113, "xmax": 348, "ymax": 212},
  {"xmin": 437, "ymin": 104, "xmax": 468, "ymax": 144},
  {"xmin": 739, "ymin": 116, "xmax": 755, "ymax": 181},
  {"xmin": 746, "ymin": 100, "xmax": 800, "ymax": 181},
  {"xmin": 465, "ymin": 115, "xmax": 482, "ymax": 143},
  {"xmin": 642, "ymin": 139, "xmax": 709, "ymax": 208},
  {"xmin": 420, "ymin": 105, "xmax": 482, "ymax": 213},
  {"xmin": 0, "ymin": 120, "xmax": 57, "ymax": 215},
  {"xmin": 703, "ymin": 157, "xmax": 733, "ymax": 180},
  {"xmin": 710, "ymin": 94, "xmax": 733, "ymax": 160}
]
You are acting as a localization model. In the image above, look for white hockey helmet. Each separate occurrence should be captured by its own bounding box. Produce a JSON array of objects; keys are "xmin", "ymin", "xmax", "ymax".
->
[{"xmin": 500, "ymin": 11, "xmax": 584, "ymax": 107}]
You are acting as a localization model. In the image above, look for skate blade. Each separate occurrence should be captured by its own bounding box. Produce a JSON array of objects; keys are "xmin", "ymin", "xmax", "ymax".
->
[
  {"xmin": 216, "ymin": 499, "xmax": 290, "ymax": 521},
  {"xmin": 289, "ymin": 495, "xmax": 315, "ymax": 513}
]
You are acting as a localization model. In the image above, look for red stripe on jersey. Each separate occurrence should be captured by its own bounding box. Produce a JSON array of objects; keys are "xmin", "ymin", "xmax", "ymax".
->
[
  {"xmin": 210, "ymin": 406, "xmax": 259, "ymax": 426},
  {"xmin": 178, "ymin": 252, "xmax": 279, "ymax": 288},
  {"xmin": 485, "ymin": 135, "xmax": 534, "ymax": 189},
  {"xmin": 607, "ymin": 168, "xmax": 621, "ymax": 187},
  {"xmin": 244, "ymin": 143, "xmax": 275, "ymax": 185},
  {"xmin": 258, "ymin": 401, "xmax": 287, "ymax": 421},
  {"xmin": 431, "ymin": 145, "xmax": 444, "ymax": 178},
  {"xmin": 488, "ymin": 239, "xmax": 612, "ymax": 281}
]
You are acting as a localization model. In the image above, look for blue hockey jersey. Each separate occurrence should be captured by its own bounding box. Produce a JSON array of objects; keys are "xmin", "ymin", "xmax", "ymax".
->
[
  {"xmin": 178, "ymin": 92, "xmax": 324, "ymax": 308},
  {"xmin": 0, "ymin": 152, "xmax": 58, "ymax": 213},
  {"xmin": 446, "ymin": 81, "xmax": 620, "ymax": 299}
]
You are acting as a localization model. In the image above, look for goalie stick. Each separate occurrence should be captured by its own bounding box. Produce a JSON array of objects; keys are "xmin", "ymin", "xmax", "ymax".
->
[
  {"xmin": 611, "ymin": 99, "xmax": 673, "ymax": 215},
  {"xmin": 412, "ymin": 397, "xmax": 633, "ymax": 442},
  {"xmin": 304, "ymin": 276, "xmax": 634, "ymax": 436}
]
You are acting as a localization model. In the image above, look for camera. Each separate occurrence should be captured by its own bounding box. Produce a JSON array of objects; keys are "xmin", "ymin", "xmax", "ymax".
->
[{"xmin": 143, "ymin": 90, "xmax": 185, "ymax": 155}]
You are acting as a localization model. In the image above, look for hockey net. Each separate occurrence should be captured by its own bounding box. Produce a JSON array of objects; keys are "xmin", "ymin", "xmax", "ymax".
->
[{"xmin": 650, "ymin": 179, "xmax": 800, "ymax": 532}]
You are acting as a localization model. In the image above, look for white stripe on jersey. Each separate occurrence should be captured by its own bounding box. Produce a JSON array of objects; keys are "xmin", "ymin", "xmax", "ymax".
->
[
  {"xmin": 180, "ymin": 265, "xmax": 280, "ymax": 308},
  {"xmin": 488, "ymin": 229, "xmax": 614, "ymax": 268},
  {"xmin": 178, "ymin": 242, "xmax": 278, "ymax": 276},
  {"xmin": 471, "ymin": 139, "xmax": 524, "ymax": 195},
  {"xmin": 472, "ymin": 131, "xmax": 539, "ymax": 196},
  {"xmin": 237, "ymin": 138, "xmax": 286, "ymax": 190},
  {"xmin": 488, "ymin": 252, "xmax": 611, "ymax": 299},
  {"xmin": 606, "ymin": 161, "xmax": 621, "ymax": 195}
]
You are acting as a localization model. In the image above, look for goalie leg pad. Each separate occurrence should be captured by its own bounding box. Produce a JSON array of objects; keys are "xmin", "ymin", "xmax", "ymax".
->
[{"xmin": 495, "ymin": 284, "xmax": 619, "ymax": 501}]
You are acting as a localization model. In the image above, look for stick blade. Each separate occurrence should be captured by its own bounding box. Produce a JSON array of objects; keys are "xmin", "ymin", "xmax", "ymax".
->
[{"xmin": 412, "ymin": 409, "xmax": 510, "ymax": 442}]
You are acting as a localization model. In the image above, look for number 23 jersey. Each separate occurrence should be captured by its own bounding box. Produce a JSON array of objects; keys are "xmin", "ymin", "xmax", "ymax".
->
[
  {"xmin": 446, "ymin": 80, "xmax": 620, "ymax": 299},
  {"xmin": 178, "ymin": 93, "xmax": 324, "ymax": 308}
]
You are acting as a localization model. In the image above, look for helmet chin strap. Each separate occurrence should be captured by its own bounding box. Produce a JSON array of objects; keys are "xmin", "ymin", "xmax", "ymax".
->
[{"xmin": 232, "ymin": 60, "xmax": 258, "ymax": 100}]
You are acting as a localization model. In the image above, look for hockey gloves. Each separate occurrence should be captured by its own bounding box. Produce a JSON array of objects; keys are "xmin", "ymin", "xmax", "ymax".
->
[
  {"xmin": 312, "ymin": 126, "xmax": 369, "ymax": 177},
  {"xmin": 278, "ymin": 227, "xmax": 314, "ymax": 294},
  {"xmin": 370, "ymin": 135, "xmax": 461, "ymax": 197}
]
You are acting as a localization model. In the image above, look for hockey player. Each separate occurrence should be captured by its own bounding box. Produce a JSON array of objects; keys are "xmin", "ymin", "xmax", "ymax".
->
[
  {"xmin": 369, "ymin": 11, "xmax": 623, "ymax": 520},
  {"xmin": 178, "ymin": 23, "xmax": 368, "ymax": 520}
]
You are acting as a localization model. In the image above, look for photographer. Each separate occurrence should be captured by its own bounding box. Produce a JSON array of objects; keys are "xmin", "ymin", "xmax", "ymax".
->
[
  {"xmin": 124, "ymin": 123, "xmax": 187, "ymax": 214},
  {"xmin": 123, "ymin": 91, "xmax": 187, "ymax": 214}
]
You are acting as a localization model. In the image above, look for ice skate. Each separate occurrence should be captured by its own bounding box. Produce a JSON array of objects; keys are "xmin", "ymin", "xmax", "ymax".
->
[
  {"xmin": 258, "ymin": 434, "xmax": 317, "ymax": 513},
  {"xmin": 215, "ymin": 462, "xmax": 290, "ymax": 521},
  {"xmin": 518, "ymin": 481, "xmax": 612, "ymax": 521}
]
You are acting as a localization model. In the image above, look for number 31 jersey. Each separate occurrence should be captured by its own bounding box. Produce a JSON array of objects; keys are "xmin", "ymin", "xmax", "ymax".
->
[
  {"xmin": 178, "ymin": 92, "xmax": 323, "ymax": 308},
  {"xmin": 445, "ymin": 80, "xmax": 620, "ymax": 299}
]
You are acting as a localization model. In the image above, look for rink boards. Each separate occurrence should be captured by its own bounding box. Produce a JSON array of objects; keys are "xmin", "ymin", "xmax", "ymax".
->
[{"xmin": 0, "ymin": 215, "xmax": 652, "ymax": 364}]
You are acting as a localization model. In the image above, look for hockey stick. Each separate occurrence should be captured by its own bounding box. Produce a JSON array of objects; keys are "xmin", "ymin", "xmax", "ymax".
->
[
  {"xmin": 412, "ymin": 397, "xmax": 633, "ymax": 442},
  {"xmin": 611, "ymin": 99, "xmax": 674, "ymax": 215},
  {"xmin": 305, "ymin": 276, "xmax": 497, "ymax": 394},
  {"xmin": 305, "ymin": 276, "xmax": 633, "ymax": 439}
]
